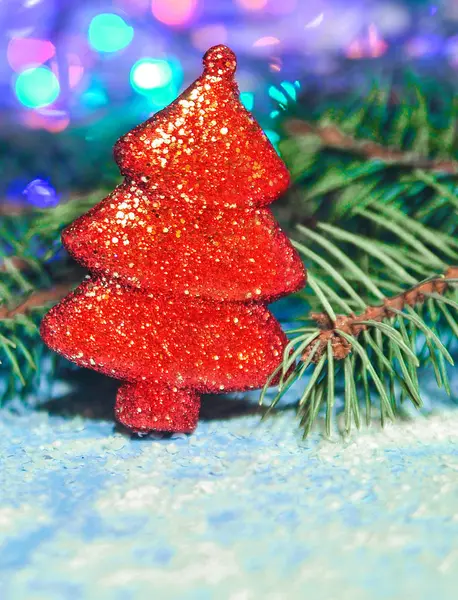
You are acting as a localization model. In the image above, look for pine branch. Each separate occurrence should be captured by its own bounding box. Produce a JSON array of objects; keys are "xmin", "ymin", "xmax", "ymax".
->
[
  {"xmin": 306, "ymin": 267, "xmax": 458, "ymax": 362},
  {"xmin": 0, "ymin": 198, "xmax": 92, "ymax": 406},
  {"xmin": 264, "ymin": 78, "xmax": 458, "ymax": 438},
  {"xmin": 284, "ymin": 119, "xmax": 458, "ymax": 174}
]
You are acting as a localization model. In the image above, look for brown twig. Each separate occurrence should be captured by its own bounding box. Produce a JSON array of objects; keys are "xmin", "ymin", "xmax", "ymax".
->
[
  {"xmin": 0, "ymin": 257, "xmax": 31, "ymax": 273},
  {"xmin": 0, "ymin": 203, "xmax": 34, "ymax": 216},
  {"xmin": 304, "ymin": 266, "xmax": 458, "ymax": 362},
  {"xmin": 285, "ymin": 120, "xmax": 458, "ymax": 174},
  {"xmin": 0, "ymin": 283, "xmax": 73, "ymax": 320}
]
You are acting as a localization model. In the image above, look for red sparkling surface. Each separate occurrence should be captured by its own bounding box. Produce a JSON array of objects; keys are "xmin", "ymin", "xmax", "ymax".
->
[
  {"xmin": 40, "ymin": 45, "xmax": 306, "ymax": 434},
  {"xmin": 62, "ymin": 180, "xmax": 304, "ymax": 302},
  {"xmin": 41, "ymin": 276, "xmax": 288, "ymax": 391},
  {"xmin": 113, "ymin": 46, "xmax": 290, "ymax": 209},
  {"xmin": 115, "ymin": 382, "xmax": 201, "ymax": 434}
]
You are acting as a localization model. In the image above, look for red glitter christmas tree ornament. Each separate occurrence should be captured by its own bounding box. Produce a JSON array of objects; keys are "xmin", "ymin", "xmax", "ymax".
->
[{"xmin": 40, "ymin": 45, "xmax": 306, "ymax": 434}]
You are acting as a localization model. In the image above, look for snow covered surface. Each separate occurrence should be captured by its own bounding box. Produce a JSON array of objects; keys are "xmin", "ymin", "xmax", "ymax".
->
[{"xmin": 1, "ymin": 384, "xmax": 458, "ymax": 600}]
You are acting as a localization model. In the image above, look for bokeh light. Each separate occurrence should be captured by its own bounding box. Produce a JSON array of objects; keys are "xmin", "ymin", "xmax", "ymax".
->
[
  {"xmin": 446, "ymin": 35, "xmax": 458, "ymax": 67},
  {"xmin": 370, "ymin": 2, "xmax": 410, "ymax": 36},
  {"xmin": 23, "ymin": 179, "xmax": 59, "ymax": 207},
  {"xmin": 405, "ymin": 35, "xmax": 441, "ymax": 59},
  {"xmin": 240, "ymin": 92, "xmax": 254, "ymax": 111},
  {"xmin": 82, "ymin": 85, "xmax": 108, "ymax": 108},
  {"xmin": 130, "ymin": 57, "xmax": 183, "ymax": 109},
  {"xmin": 347, "ymin": 25, "xmax": 388, "ymax": 59},
  {"xmin": 264, "ymin": 129, "xmax": 280, "ymax": 152},
  {"xmin": 88, "ymin": 13, "xmax": 134, "ymax": 53},
  {"xmin": 253, "ymin": 37, "xmax": 280, "ymax": 48},
  {"xmin": 191, "ymin": 24, "xmax": 227, "ymax": 52},
  {"xmin": 130, "ymin": 58, "xmax": 174, "ymax": 93},
  {"xmin": 266, "ymin": 0, "xmax": 297, "ymax": 16},
  {"xmin": 151, "ymin": 0, "xmax": 197, "ymax": 26},
  {"xmin": 15, "ymin": 67, "xmax": 60, "ymax": 108},
  {"xmin": 115, "ymin": 0, "xmax": 150, "ymax": 16},
  {"xmin": 236, "ymin": 0, "xmax": 268, "ymax": 11},
  {"xmin": 7, "ymin": 38, "xmax": 55, "ymax": 72},
  {"xmin": 269, "ymin": 84, "xmax": 289, "ymax": 105},
  {"xmin": 22, "ymin": 108, "xmax": 70, "ymax": 133},
  {"xmin": 148, "ymin": 85, "xmax": 179, "ymax": 109},
  {"xmin": 68, "ymin": 53, "xmax": 85, "ymax": 88}
]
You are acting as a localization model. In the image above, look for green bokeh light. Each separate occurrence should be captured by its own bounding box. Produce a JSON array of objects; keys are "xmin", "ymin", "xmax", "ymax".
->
[
  {"xmin": 88, "ymin": 13, "xmax": 134, "ymax": 53},
  {"xmin": 130, "ymin": 58, "xmax": 174, "ymax": 93},
  {"xmin": 130, "ymin": 57, "xmax": 183, "ymax": 109},
  {"xmin": 264, "ymin": 129, "xmax": 281, "ymax": 153},
  {"xmin": 240, "ymin": 92, "xmax": 254, "ymax": 111},
  {"xmin": 148, "ymin": 84, "xmax": 180, "ymax": 109},
  {"xmin": 15, "ymin": 67, "xmax": 60, "ymax": 108}
]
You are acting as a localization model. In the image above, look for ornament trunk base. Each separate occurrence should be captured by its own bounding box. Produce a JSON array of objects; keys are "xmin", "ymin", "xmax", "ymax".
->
[{"xmin": 115, "ymin": 382, "xmax": 201, "ymax": 434}]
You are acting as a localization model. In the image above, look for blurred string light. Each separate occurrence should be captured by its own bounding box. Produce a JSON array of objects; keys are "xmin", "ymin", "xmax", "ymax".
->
[
  {"xmin": 347, "ymin": 24, "xmax": 388, "ymax": 59},
  {"xmin": 269, "ymin": 80, "xmax": 300, "ymax": 118},
  {"xmin": 269, "ymin": 57, "xmax": 282, "ymax": 72},
  {"xmin": 115, "ymin": 0, "xmax": 150, "ymax": 16},
  {"xmin": 67, "ymin": 53, "xmax": 85, "ymax": 88},
  {"xmin": 15, "ymin": 66, "xmax": 60, "ymax": 108},
  {"xmin": 305, "ymin": 13, "xmax": 324, "ymax": 29},
  {"xmin": 191, "ymin": 24, "xmax": 227, "ymax": 51},
  {"xmin": 266, "ymin": 0, "xmax": 297, "ymax": 16},
  {"xmin": 269, "ymin": 81, "xmax": 300, "ymax": 106},
  {"xmin": 147, "ymin": 86, "xmax": 178, "ymax": 109},
  {"xmin": 236, "ymin": 0, "xmax": 267, "ymax": 11},
  {"xmin": 23, "ymin": 108, "xmax": 70, "ymax": 133},
  {"xmin": 130, "ymin": 57, "xmax": 183, "ymax": 109},
  {"xmin": 405, "ymin": 35, "xmax": 441, "ymax": 59},
  {"xmin": 130, "ymin": 58, "xmax": 173, "ymax": 91},
  {"xmin": 151, "ymin": 0, "xmax": 197, "ymax": 26},
  {"xmin": 264, "ymin": 129, "xmax": 280, "ymax": 152},
  {"xmin": 446, "ymin": 35, "xmax": 458, "ymax": 66},
  {"xmin": 370, "ymin": 2, "xmax": 410, "ymax": 36},
  {"xmin": 23, "ymin": 0, "xmax": 46, "ymax": 8},
  {"xmin": 253, "ymin": 37, "xmax": 280, "ymax": 48},
  {"xmin": 7, "ymin": 38, "xmax": 55, "ymax": 72},
  {"xmin": 240, "ymin": 92, "xmax": 254, "ymax": 111},
  {"xmin": 82, "ymin": 85, "xmax": 108, "ymax": 108},
  {"xmin": 88, "ymin": 13, "xmax": 134, "ymax": 53},
  {"xmin": 23, "ymin": 178, "xmax": 59, "ymax": 207}
]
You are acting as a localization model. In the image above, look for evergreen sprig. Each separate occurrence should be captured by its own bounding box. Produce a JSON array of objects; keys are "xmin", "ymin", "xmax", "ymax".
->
[
  {"xmin": 261, "ymin": 77, "xmax": 458, "ymax": 437},
  {"xmin": 0, "ymin": 192, "xmax": 104, "ymax": 403}
]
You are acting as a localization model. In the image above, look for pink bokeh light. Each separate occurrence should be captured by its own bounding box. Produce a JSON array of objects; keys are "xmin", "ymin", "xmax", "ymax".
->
[
  {"xmin": 253, "ymin": 36, "xmax": 280, "ymax": 48},
  {"xmin": 7, "ymin": 38, "xmax": 56, "ymax": 72},
  {"xmin": 22, "ymin": 109, "xmax": 70, "ymax": 133},
  {"xmin": 266, "ymin": 0, "xmax": 297, "ymax": 16},
  {"xmin": 191, "ymin": 24, "xmax": 228, "ymax": 52},
  {"xmin": 68, "ymin": 54, "xmax": 85, "ymax": 89},
  {"xmin": 347, "ymin": 24, "xmax": 388, "ymax": 59},
  {"xmin": 151, "ymin": 0, "xmax": 198, "ymax": 26},
  {"xmin": 236, "ymin": 0, "xmax": 268, "ymax": 11}
]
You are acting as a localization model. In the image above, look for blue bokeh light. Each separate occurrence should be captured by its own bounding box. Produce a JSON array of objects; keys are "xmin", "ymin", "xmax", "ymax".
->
[{"xmin": 23, "ymin": 179, "xmax": 59, "ymax": 207}]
